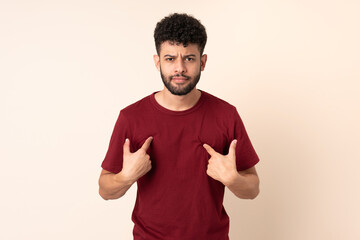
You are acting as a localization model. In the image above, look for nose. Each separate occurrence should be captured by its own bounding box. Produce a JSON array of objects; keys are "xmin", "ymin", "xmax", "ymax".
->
[{"xmin": 175, "ymin": 59, "xmax": 186, "ymax": 74}]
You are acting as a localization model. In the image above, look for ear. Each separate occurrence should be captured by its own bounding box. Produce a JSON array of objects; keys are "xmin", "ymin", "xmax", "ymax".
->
[
  {"xmin": 153, "ymin": 54, "xmax": 160, "ymax": 71},
  {"xmin": 200, "ymin": 54, "xmax": 207, "ymax": 71}
]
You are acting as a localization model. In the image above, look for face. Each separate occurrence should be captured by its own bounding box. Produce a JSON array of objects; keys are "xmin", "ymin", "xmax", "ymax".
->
[{"xmin": 154, "ymin": 41, "xmax": 207, "ymax": 96}]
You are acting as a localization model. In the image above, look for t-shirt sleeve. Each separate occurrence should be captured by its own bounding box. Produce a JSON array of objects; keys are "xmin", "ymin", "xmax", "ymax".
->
[
  {"xmin": 101, "ymin": 110, "xmax": 131, "ymax": 174},
  {"xmin": 232, "ymin": 109, "xmax": 260, "ymax": 171}
]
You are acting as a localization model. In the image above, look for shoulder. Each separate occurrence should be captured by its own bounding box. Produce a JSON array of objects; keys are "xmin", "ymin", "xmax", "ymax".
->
[
  {"xmin": 201, "ymin": 90, "xmax": 237, "ymax": 113},
  {"xmin": 120, "ymin": 94, "xmax": 153, "ymax": 117}
]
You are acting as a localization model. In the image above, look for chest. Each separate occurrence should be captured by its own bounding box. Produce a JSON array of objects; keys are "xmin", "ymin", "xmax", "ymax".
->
[
  {"xmin": 136, "ymin": 111, "xmax": 230, "ymax": 147},
  {"xmin": 131, "ymin": 111, "xmax": 233, "ymax": 188}
]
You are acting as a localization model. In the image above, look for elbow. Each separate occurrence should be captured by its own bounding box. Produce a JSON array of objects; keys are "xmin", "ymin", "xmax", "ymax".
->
[
  {"xmin": 240, "ymin": 188, "xmax": 259, "ymax": 200},
  {"xmin": 238, "ymin": 183, "xmax": 260, "ymax": 200},
  {"xmin": 247, "ymin": 177, "xmax": 260, "ymax": 200},
  {"xmin": 99, "ymin": 189, "xmax": 110, "ymax": 200},
  {"xmin": 236, "ymin": 189, "xmax": 259, "ymax": 200},
  {"xmin": 99, "ymin": 188, "xmax": 115, "ymax": 200},
  {"xmin": 248, "ymin": 181, "xmax": 260, "ymax": 199},
  {"xmin": 98, "ymin": 188, "xmax": 124, "ymax": 200},
  {"xmin": 248, "ymin": 188, "xmax": 260, "ymax": 200}
]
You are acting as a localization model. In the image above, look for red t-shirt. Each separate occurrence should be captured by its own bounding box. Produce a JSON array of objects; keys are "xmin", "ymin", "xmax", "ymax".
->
[{"xmin": 101, "ymin": 90, "xmax": 259, "ymax": 240}]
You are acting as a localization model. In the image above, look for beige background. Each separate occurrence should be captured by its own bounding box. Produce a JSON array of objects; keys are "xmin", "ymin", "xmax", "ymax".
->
[{"xmin": 1, "ymin": 0, "xmax": 359, "ymax": 239}]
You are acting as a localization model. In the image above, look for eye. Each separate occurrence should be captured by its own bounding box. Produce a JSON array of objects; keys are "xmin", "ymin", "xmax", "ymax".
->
[
  {"xmin": 185, "ymin": 57, "xmax": 194, "ymax": 61},
  {"xmin": 165, "ymin": 58, "xmax": 174, "ymax": 61}
]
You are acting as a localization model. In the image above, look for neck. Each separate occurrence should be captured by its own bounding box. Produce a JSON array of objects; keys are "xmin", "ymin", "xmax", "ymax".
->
[{"xmin": 154, "ymin": 88, "xmax": 202, "ymax": 111}]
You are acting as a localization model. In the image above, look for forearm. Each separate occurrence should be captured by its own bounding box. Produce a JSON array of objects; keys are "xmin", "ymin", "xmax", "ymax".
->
[
  {"xmin": 98, "ymin": 172, "xmax": 134, "ymax": 200},
  {"xmin": 225, "ymin": 172, "xmax": 260, "ymax": 199}
]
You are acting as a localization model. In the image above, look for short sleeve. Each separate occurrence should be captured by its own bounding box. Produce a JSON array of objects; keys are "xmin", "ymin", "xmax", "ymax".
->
[
  {"xmin": 101, "ymin": 111, "xmax": 130, "ymax": 174},
  {"xmin": 233, "ymin": 109, "xmax": 260, "ymax": 171}
]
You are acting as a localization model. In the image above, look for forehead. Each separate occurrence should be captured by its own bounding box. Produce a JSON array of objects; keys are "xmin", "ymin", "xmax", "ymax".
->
[{"xmin": 159, "ymin": 41, "xmax": 200, "ymax": 56}]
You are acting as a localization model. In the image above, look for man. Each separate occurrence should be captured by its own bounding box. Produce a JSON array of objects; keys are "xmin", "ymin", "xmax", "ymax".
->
[{"xmin": 99, "ymin": 13, "xmax": 260, "ymax": 240}]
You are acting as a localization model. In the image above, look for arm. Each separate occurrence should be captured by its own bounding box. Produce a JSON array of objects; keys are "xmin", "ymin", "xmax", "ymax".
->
[
  {"xmin": 98, "ymin": 137, "xmax": 153, "ymax": 200},
  {"xmin": 203, "ymin": 140, "xmax": 260, "ymax": 200},
  {"xmin": 225, "ymin": 166, "xmax": 260, "ymax": 199},
  {"xmin": 98, "ymin": 169, "xmax": 135, "ymax": 200}
]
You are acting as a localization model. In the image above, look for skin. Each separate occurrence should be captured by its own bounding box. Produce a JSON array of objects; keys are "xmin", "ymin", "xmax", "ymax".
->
[
  {"xmin": 153, "ymin": 41, "xmax": 207, "ymax": 111},
  {"xmin": 204, "ymin": 140, "xmax": 260, "ymax": 199},
  {"xmin": 98, "ymin": 41, "xmax": 259, "ymax": 200}
]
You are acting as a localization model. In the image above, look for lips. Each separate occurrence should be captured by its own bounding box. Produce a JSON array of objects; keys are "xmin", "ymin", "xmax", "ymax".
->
[
  {"xmin": 172, "ymin": 77, "xmax": 188, "ymax": 83},
  {"xmin": 170, "ymin": 75, "xmax": 190, "ymax": 83}
]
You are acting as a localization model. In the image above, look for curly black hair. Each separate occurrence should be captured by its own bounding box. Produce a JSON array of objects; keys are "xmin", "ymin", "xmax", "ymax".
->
[{"xmin": 154, "ymin": 13, "xmax": 207, "ymax": 55}]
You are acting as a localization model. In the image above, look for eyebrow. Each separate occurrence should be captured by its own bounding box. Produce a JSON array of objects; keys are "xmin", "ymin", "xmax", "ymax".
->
[{"xmin": 163, "ymin": 54, "xmax": 197, "ymax": 58}]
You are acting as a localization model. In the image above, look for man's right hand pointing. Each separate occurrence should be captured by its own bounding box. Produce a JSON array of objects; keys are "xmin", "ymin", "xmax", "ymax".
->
[{"xmin": 119, "ymin": 136, "xmax": 153, "ymax": 183}]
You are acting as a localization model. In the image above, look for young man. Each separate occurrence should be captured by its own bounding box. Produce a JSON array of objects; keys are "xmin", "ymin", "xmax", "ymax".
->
[{"xmin": 99, "ymin": 13, "xmax": 260, "ymax": 240}]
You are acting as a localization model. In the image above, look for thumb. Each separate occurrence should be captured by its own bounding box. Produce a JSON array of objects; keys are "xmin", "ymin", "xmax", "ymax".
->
[
  {"xmin": 123, "ymin": 138, "xmax": 131, "ymax": 155},
  {"xmin": 228, "ymin": 139, "xmax": 237, "ymax": 158}
]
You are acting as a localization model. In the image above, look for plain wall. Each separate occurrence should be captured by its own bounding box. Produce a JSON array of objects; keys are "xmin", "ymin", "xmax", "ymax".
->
[{"xmin": 1, "ymin": 0, "xmax": 359, "ymax": 239}]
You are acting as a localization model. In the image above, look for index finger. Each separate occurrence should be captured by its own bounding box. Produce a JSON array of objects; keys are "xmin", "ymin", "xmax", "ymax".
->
[
  {"xmin": 141, "ymin": 136, "xmax": 153, "ymax": 151},
  {"xmin": 203, "ymin": 143, "xmax": 217, "ymax": 156}
]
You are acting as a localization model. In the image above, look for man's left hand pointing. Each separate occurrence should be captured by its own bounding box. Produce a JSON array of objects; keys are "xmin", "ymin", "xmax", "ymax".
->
[{"xmin": 203, "ymin": 139, "xmax": 238, "ymax": 186}]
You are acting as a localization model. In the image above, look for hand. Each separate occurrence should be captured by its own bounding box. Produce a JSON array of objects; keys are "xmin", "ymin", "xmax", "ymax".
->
[
  {"xmin": 203, "ymin": 139, "xmax": 238, "ymax": 186},
  {"xmin": 119, "ymin": 136, "xmax": 153, "ymax": 183}
]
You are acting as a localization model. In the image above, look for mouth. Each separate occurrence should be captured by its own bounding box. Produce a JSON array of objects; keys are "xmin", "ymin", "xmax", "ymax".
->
[
  {"xmin": 172, "ymin": 77, "xmax": 188, "ymax": 83},
  {"xmin": 170, "ymin": 75, "xmax": 190, "ymax": 84}
]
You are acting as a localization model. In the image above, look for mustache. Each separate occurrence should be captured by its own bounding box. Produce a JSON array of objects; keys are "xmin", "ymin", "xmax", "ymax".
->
[{"xmin": 170, "ymin": 74, "xmax": 191, "ymax": 80}]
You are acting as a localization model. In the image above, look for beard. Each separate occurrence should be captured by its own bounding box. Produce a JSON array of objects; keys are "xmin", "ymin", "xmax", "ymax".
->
[{"xmin": 160, "ymin": 68, "xmax": 201, "ymax": 96}]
